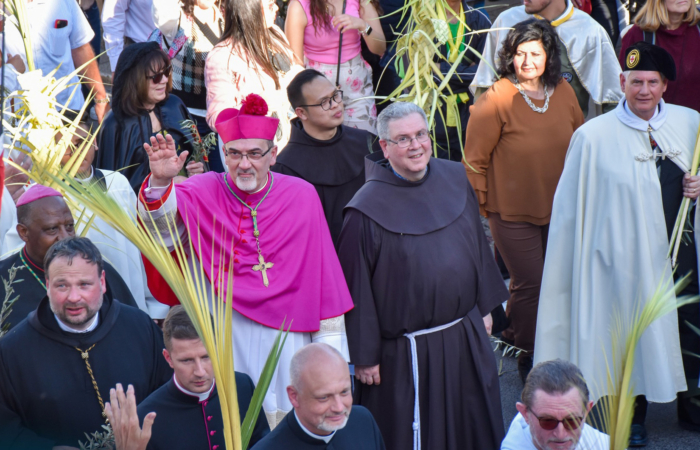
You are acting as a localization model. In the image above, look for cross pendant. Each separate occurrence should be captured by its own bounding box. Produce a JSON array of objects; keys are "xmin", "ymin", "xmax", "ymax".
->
[{"xmin": 252, "ymin": 253, "xmax": 274, "ymax": 287}]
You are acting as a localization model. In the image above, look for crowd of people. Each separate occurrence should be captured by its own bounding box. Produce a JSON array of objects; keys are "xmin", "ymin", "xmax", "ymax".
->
[{"xmin": 1, "ymin": 0, "xmax": 700, "ymax": 449}]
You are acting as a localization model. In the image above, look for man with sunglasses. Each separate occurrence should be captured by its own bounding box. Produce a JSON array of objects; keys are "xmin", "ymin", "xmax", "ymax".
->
[
  {"xmin": 137, "ymin": 93, "xmax": 354, "ymax": 428},
  {"xmin": 502, "ymin": 359, "xmax": 609, "ymax": 450},
  {"xmin": 337, "ymin": 102, "xmax": 509, "ymax": 450},
  {"xmin": 273, "ymin": 69, "xmax": 380, "ymax": 249}
]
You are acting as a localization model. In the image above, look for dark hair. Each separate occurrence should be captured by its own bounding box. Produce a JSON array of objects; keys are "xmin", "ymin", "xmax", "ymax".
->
[
  {"xmin": 181, "ymin": 0, "xmax": 225, "ymax": 18},
  {"xmin": 44, "ymin": 236, "xmax": 104, "ymax": 278},
  {"xmin": 521, "ymin": 359, "xmax": 590, "ymax": 408},
  {"xmin": 496, "ymin": 18, "xmax": 561, "ymax": 90},
  {"xmin": 113, "ymin": 48, "xmax": 172, "ymax": 118},
  {"xmin": 220, "ymin": 0, "xmax": 291, "ymax": 89},
  {"xmin": 163, "ymin": 305, "xmax": 201, "ymax": 350},
  {"xmin": 287, "ymin": 69, "xmax": 326, "ymax": 108}
]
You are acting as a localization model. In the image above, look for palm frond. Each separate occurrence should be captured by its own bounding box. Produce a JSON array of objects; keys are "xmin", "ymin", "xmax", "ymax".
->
[
  {"xmin": 44, "ymin": 172, "xmax": 287, "ymax": 450},
  {"xmin": 597, "ymin": 274, "xmax": 698, "ymax": 449}
]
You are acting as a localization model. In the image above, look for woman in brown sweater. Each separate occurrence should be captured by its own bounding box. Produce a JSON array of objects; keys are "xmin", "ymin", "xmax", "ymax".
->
[{"xmin": 463, "ymin": 19, "xmax": 583, "ymax": 382}]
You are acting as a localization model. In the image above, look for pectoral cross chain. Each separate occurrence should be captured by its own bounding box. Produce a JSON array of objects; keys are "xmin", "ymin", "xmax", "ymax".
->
[{"xmin": 252, "ymin": 253, "xmax": 274, "ymax": 287}]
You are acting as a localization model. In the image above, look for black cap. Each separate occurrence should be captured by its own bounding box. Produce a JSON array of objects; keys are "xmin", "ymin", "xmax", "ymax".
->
[{"xmin": 624, "ymin": 41, "xmax": 676, "ymax": 81}]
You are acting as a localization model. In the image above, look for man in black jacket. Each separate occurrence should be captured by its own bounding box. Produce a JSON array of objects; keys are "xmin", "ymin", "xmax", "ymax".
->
[
  {"xmin": 136, "ymin": 305, "xmax": 270, "ymax": 450},
  {"xmin": 0, "ymin": 237, "xmax": 172, "ymax": 450},
  {"xmin": 273, "ymin": 69, "xmax": 380, "ymax": 249}
]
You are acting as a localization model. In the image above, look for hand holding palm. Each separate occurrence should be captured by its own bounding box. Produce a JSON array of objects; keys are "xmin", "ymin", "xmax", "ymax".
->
[{"xmin": 143, "ymin": 133, "xmax": 189, "ymax": 187}]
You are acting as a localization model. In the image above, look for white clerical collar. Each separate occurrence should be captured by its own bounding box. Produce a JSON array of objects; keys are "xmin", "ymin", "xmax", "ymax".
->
[
  {"xmin": 55, "ymin": 312, "xmax": 100, "ymax": 333},
  {"xmin": 75, "ymin": 166, "xmax": 95, "ymax": 183},
  {"xmin": 294, "ymin": 410, "xmax": 335, "ymax": 443},
  {"xmin": 173, "ymin": 375, "xmax": 216, "ymax": 402},
  {"xmin": 616, "ymin": 99, "xmax": 667, "ymax": 131}
]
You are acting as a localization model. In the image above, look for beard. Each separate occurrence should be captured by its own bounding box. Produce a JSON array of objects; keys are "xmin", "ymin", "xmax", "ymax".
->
[
  {"xmin": 235, "ymin": 170, "xmax": 259, "ymax": 192},
  {"xmin": 51, "ymin": 300, "xmax": 101, "ymax": 329},
  {"xmin": 317, "ymin": 410, "xmax": 350, "ymax": 433}
]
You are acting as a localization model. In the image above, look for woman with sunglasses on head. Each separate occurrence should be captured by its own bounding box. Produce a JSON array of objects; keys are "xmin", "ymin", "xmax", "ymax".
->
[
  {"xmin": 205, "ymin": 0, "xmax": 303, "ymax": 157},
  {"xmin": 284, "ymin": 0, "xmax": 385, "ymax": 133},
  {"xmin": 96, "ymin": 42, "xmax": 203, "ymax": 193}
]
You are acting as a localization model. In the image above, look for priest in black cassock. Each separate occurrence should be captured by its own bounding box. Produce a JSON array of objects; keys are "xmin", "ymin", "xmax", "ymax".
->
[
  {"xmin": 251, "ymin": 343, "xmax": 385, "ymax": 450},
  {"xmin": 0, "ymin": 236, "xmax": 171, "ymax": 449},
  {"xmin": 137, "ymin": 305, "xmax": 269, "ymax": 450},
  {"xmin": 272, "ymin": 69, "xmax": 379, "ymax": 249},
  {"xmin": 337, "ymin": 102, "xmax": 508, "ymax": 450},
  {"xmin": 0, "ymin": 185, "xmax": 137, "ymax": 332}
]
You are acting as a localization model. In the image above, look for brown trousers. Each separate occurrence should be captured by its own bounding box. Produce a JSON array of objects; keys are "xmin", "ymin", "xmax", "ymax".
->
[{"xmin": 488, "ymin": 212, "xmax": 549, "ymax": 359}]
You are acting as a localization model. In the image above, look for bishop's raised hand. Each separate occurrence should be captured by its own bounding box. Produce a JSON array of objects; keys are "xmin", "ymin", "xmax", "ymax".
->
[{"xmin": 143, "ymin": 133, "xmax": 189, "ymax": 187}]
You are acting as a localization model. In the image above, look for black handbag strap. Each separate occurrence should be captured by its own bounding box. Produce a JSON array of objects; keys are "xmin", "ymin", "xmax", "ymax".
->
[
  {"xmin": 335, "ymin": 0, "xmax": 347, "ymax": 87},
  {"xmin": 193, "ymin": 14, "xmax": 221, "ymax": 47}
]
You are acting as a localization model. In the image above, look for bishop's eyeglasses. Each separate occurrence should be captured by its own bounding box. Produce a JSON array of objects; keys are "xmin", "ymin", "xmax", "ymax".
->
[
  {"xmin": 225, "ymin": 145, "xmax": 275, "ymax": 161},
  {"xmin": 298, "ymin": 90, "xmax": 344, "ymax": 110}
]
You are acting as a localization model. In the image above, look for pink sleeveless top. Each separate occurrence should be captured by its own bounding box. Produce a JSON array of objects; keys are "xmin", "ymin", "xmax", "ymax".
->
[{"xmin": 298, "ymin": 0, "xmax": 362, "ymax": 64}]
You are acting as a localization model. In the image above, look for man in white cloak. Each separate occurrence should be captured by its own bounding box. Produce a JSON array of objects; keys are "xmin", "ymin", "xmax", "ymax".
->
[
  {"xmin": 471, "ymin": 0, "xmax": 623, "ymax": 119},
  {"xmin": 534, "ymin": 42, "xmax": 700, "ymax": 446}
]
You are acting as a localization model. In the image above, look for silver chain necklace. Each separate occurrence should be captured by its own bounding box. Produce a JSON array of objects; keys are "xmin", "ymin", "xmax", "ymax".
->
[{"xmin": 513, "ymin": 78, "xmax": 550, "ymax": 113}]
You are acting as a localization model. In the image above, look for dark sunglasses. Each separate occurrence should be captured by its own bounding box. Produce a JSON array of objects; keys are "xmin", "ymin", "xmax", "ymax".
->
[
  {"xmin": 529, "ymin": 409, "xmax": 584, "ymax": 431},
  {"xmin": 146, "ymin": 65, "xmax": 173, "ymax": 84}
]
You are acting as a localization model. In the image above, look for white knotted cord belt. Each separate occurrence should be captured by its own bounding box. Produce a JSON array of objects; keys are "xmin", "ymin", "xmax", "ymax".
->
[{"xmin": 404, "ymin": 316, "xmax": 464, "ymax": 450}]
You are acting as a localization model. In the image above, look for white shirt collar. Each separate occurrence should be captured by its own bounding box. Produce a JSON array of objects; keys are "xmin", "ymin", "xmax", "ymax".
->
[
  {"xmin": 294, "ymin": 410, "xmax": 335, "ymax": 443},
  {"xmin": 54, "ymin": 312, "xmax": 100, "ymax": 333},
  {"xmin": 75, "ymin": 166, "xmax": 95, "ymax": 183},
  {"xmin": 173, "ymin": 376, "xmax": 216, "ymax": 402},
  {"xmin": 616, "ymin": 98, "xmax": 667, "ymax": 131}
]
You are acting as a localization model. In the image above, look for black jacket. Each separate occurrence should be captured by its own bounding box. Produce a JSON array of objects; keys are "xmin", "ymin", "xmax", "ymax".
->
[
  {"xmin": 0, "ymin": 293, "xmax": 172, "ymax": 449},
  {"xmin": 96, "ymin": 94, "xmax": 194, "ymax": 193}
]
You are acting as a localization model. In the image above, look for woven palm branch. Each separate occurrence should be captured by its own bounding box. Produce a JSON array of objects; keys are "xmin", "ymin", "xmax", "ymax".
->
[
  {"xmin": 44, "ymin": 172, "xmax": 288, "ymax": 450},
  {"xmin": 376, "ymin": 0, "xmax": 497, "ymax": 161}
]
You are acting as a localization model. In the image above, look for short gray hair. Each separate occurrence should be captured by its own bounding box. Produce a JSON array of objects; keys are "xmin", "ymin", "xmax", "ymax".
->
[
  {"xmin": 376, "ymin": 102, "xmax": 428, "ymax": 141},
  {"xmin": 289, "ymin": 343, "xmax": 347, "ymax": 391},
  {"xmin": 521, "ymin": 359, "xmax": 590, "ymax": 408}
]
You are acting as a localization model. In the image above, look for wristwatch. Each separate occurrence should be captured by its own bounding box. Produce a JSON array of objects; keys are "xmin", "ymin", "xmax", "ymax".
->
[{"xmin": 361, "ymin": 22, "xmax": 373, "ymax": 36}]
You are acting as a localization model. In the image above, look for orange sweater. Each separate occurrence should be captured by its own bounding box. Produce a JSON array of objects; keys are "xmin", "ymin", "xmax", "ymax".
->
[{"xmin": 464, "ymin": 78, "xmax": 584, "ymax": 225}]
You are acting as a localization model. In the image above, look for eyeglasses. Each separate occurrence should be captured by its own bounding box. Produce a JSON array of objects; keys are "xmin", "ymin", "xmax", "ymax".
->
[
  {"xmin": 385, "ymin": 130, "xmax": 431, "ymax": 149},
  {"xmin": 146, "ymin": 65, "xmax": 173, "ymax": 84},
  {"xmin": 528, "ymin": 409, "xmax": 584, "ymax": 431},
  {"xmin": 298, "ymin": 90, "xmax": 343, "ymax": 111},
  {"xmin": 225, "ymin": 146, "xmax": 274, "ymax": 162}
]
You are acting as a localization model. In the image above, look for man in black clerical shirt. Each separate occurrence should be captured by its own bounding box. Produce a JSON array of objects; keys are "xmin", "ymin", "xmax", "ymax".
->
[
  {"xmin": 0, "ymin": 237, "xmax": 171, "ymax": 450},
  {"xmin": 272, "ymin": 69, "xmax": 380, "ymax": 249},
  {"xmin": 251, "ymin": 343, "xmax": 385, "ymax": 450},
  {"xmin": 0, "ymin": 184, "xmax": 137, "ymax": 332},
  {"xmin": 136, "ymin": 305, "xmax": 269, "ymax": 450}
]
